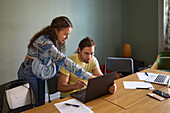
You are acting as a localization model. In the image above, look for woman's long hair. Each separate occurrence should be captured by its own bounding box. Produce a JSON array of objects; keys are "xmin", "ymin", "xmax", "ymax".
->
[{"xmin": 28, "ymin": 16, "xmax": 73, "ymax": 53}]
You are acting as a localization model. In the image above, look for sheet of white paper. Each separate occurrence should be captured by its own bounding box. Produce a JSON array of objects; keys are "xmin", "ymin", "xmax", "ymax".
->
[
  {"xmin": 5, "ymin": 83, "xmax": 31, "ymax": 109},
  {"xmin": 54, "ymin": 99, "xmax": 94, "ymax": 113},
  {"xmin": 123, "ymin": 81, "xmax": 154, "ymax": 89},
  {"xmin": 136, "ymin": 72, "xmax": 153, "ymax": 80}
]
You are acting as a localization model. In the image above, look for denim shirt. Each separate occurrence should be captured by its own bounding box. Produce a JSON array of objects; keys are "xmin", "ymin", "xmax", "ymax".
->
[{"xmin": 27, "ymin": 35, "xmax": 92, "ymax": 80}]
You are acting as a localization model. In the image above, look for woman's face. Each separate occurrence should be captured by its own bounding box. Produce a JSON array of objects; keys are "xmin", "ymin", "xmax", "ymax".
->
[{"xmin": 55, "ymin": 27, "xmax": 72, "ymax": 44}]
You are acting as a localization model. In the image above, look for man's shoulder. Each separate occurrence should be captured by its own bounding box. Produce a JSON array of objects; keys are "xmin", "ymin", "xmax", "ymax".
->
[
  {"xmin": 68, "ymin": 53, "xmax": 78, "ymax": 61},
  {"xmin": 91, "ymin": 56, "xmax": 98, "ymax": 62}
]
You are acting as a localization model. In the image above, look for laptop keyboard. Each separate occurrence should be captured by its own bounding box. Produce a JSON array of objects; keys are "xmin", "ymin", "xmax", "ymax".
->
[
  {"xmin": 154, "ymin": 74, "xmax": 166, "ymax": 83},
  {"xmin": 75, "ymin": 89, "xmax": 86, "ymax": 99},
  {"xmin": 70, "ymin": 89, "xmax": 86, "ymax": 102}
]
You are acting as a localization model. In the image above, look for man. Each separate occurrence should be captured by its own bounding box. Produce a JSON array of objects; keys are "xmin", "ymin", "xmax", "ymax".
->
[{"xmin": 58, "ymin": 37, "xmax": 116, "ymax": 98}]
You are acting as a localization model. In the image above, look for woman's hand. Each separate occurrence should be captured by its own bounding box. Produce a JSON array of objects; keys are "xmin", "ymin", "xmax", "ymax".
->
[
  {"xmin": 109, "ymin": 82, "xmax": 117, "ymax": 94},
  {"xmin": 74, "ymin": 80, "xmax": 87, "ymax": 90}
]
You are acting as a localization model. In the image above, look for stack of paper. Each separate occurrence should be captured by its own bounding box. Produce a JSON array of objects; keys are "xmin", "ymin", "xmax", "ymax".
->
[
  {"xmin": 136, "ymin": 72, "xmax": 153, "ymax": 80},
  {"xmin": 54, "ymin": 99, "xmax": 94, "ymax": 113},
  {"xmin": 123, "ymin": 81, "xmax": 154, "ymax": 89}
]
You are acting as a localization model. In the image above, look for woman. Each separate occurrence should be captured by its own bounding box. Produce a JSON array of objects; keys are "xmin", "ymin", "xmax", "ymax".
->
[{"xmin": 17, "ymin": 16, "xmax": 94, "ymax": 107}]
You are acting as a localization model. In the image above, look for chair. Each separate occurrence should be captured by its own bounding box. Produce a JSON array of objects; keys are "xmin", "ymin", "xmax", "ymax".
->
[
  {"xmin": 159, "ymin": 51, "xmax": 170, "ymax": 57},
  {"xmin": 0, "ymin": 80, "xmax": 20, "ymax": 112},
  {"xmin": 151, "ymin": 51, "xmax": 170, "ymax": 72},
  {"xmin": 46, "ymin": 72, "xmax": 59, "ymax": 103},
  {"xmin": 158, "ymin": 57, "xmax": 170, "ymax": 71},
  {"xmin": 0, "ymin": 82, "xmax": 9, "ymax": 112},
  {"xmin": 105, "ymin": 57, "xmax": 134, "ymax": 77},
  {"xmin": 0, "ymin": 79, "xmax": 34, "ymax": 113}
]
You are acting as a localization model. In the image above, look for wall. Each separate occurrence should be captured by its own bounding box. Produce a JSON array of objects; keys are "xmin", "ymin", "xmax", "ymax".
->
[
  {"xmin": 0, "ymin": 0, "xmax": 125, "ymax": 84},
  {"xmin": 126, "ymin": 0, "xmax": 158, "ymax": 66}
]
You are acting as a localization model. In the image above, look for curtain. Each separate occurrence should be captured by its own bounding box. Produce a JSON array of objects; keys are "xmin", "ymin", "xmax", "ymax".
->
[{"xmin": 165, "ymin": 0, "xmax": 170, "ymax": 50}]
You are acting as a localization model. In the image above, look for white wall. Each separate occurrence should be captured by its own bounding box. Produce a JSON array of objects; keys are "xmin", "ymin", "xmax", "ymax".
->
[{"xmin": 0, "ymin": 0, "xmax": 125, "ymax": 84}]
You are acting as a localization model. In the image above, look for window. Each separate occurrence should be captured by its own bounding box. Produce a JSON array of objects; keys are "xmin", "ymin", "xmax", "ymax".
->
[
  {"xmin": 164, "ymin": 0, "xmax": 170, "ymax": 50},
  {"xmin": 158, "ymin": 0, "xmax": 170, "ymax": 52}
]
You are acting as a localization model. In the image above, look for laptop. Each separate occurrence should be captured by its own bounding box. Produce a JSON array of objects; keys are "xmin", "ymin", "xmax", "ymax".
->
[
  {"xmin": 70, "ymin": 72, "xmax": 116, "ymax": 103},
  {"xmin": 145, "ymin": 73, "xmax": 170, "ymax": 85}
]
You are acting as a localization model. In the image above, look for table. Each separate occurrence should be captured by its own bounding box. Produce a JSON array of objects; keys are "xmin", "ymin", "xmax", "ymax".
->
[
  {"xmin": 22, "ymin": 96, "xmax": 125, "ymax": 113},
  {"xmin": 123, "ymin": 87, "xmax": 170, "ymax": 113},
  {"xmin": 22, "ymin": 68, "xmax": 170, "ymax": 113},
  {"xmin": 103, "ymin": 68, "xmax": 169, "ymax": 109}
]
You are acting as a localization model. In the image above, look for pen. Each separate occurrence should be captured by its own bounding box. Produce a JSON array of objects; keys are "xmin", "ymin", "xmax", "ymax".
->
[
  {"xmin": 136, "ymin": 87, "xmax": 150, "ymax": 89},
  {"xmin": 64, "ymin": 103, "xmax": 80, "ymax": 107},
  {"xmin": 145, "ymin": 72, "xmax": 148, "ymax": 76}
]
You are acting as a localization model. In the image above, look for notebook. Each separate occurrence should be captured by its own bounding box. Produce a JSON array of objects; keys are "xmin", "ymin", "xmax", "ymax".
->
[
  {"xmin": 70, "ymin": 72, "xmax": 116, "ymax": 103},
  {"xmin": 145, "ymin": 73, "xmax": 170, "ymax": 85}
]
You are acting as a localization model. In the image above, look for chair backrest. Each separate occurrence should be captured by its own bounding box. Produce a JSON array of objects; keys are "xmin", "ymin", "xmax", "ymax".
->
[
  {"xmin": 0, "ymin": 82, "xmax": 9, "ymax": 112},
  {"xmin": 0, "ymin": 80, "xmax": 21, "ymax": 112},
  {"xmin": 155, "ymin": 51, "xmax": 170, "ymax": 72},
  {"xmin": 105, "ymin": 57, "xmax": 134, "ymax": 76},
  {"xmin": 160, "ymin": 51, "xmax": 170, "ymax": 57},
  {"xmin": 0, "ymin": 79, "xmax": 34, "ymax": 113},
  {"xmin": 158, "ymin": 57, "xmax": 170, "ymax": 70}
]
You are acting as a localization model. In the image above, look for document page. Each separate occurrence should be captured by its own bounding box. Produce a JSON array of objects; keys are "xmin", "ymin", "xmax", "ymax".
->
[
  {"xmin": 136, "ymin": 72, "xmax": 153, "ymax": 80},
  {"xmin": 54, "ymin": 99, "xmax": 94, "ymax": 113},
  {"xmin": 123, "ymin": 81, "xmax": 154, "ymax": 89},
  {"xmin": 5, "ymin": 83, "xmax": 31, "ymax": 109}
]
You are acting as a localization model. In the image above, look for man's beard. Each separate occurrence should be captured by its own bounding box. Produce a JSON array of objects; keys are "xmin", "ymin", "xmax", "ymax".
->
[{"xmin": 79, "ymin": 53, "xmax": 90, "ymax": 63}]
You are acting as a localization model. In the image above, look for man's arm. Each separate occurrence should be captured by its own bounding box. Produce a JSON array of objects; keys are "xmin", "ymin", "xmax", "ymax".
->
[
  {"xmin": 58, "ymin": 72, "xmax": 87, "ymax": 92},
  {"xmin": 92, "ymin": 57, "xmax": 103, "ymax": 76},
  {"xmin": 93, "ymin": 68, "xmax": 103, "ymax": 76}
]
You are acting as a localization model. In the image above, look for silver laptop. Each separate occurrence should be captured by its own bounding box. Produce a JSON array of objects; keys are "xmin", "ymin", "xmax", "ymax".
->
[
  {"xmin": 70, "ymin": 72, "xmax": 116, "ymax": 103},
  {"xmin": 145, "ymin": 73, "xmax": 170, "ymax": 85}
]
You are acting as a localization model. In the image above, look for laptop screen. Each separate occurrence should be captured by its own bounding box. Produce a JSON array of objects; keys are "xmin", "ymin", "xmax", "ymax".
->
[{"xmin": 70, "ymin": 71, "xmax": 116, "ymax": 103}]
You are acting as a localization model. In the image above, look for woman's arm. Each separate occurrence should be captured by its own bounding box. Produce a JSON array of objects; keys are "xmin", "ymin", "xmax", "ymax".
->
[{"xmin": 33, "ymin": 36, "xmax": 93, "ymax": 80}]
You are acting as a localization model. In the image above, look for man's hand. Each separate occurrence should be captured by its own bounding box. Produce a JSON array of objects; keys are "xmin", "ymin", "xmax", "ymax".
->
[
  {"xmin": 74, "ymin": 80, "xmax": 87, "ymax": 90},
  {"xmin": 109, "ymin": 82, "xmax": 117, "ymax": 94},
  {"xmin": 89, "ymin": 75, "xmax": 97, "ymax": 79}
]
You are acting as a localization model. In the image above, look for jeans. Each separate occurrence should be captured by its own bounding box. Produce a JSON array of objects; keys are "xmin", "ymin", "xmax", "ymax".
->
[{"xmin": 17, "ymin": 60, "xmax": 45, "ymax": 107}]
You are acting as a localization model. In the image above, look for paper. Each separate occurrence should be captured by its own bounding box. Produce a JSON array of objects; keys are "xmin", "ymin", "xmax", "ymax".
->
[
  {"xmin": 6, "ymin": 83, "xmax": 31, "ymax": 109},
  {"xmin": 54, "ymin": 99, "xmax": 94, "ymax": 113},
  {"xmin": 123, "ymin": 81, "xmax": 154, "ymax": 89},
  {"xmin": 136, "ymin": 72, "xmax": 153, "ymax": 80}
]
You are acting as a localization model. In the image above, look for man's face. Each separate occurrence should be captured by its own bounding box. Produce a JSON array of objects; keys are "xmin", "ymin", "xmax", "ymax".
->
[{"xmin": 78, "ymin": 46, "xmax": 95, "ymax": 63}]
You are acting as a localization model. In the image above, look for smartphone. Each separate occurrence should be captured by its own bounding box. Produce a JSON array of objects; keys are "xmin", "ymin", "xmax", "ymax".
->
[
  {"xmin": 153, "ymin": 90, "xmax": 170, "ymax": 98},
  {"xmin": 147, "ymin": 93, "xmax": 165, "ymax": 101}
]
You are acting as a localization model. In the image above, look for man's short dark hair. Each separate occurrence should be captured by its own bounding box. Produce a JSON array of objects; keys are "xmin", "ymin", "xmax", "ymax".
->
[{"xmin": 77, "ymin": 37, "xmax": 95, "ymax": 53}]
